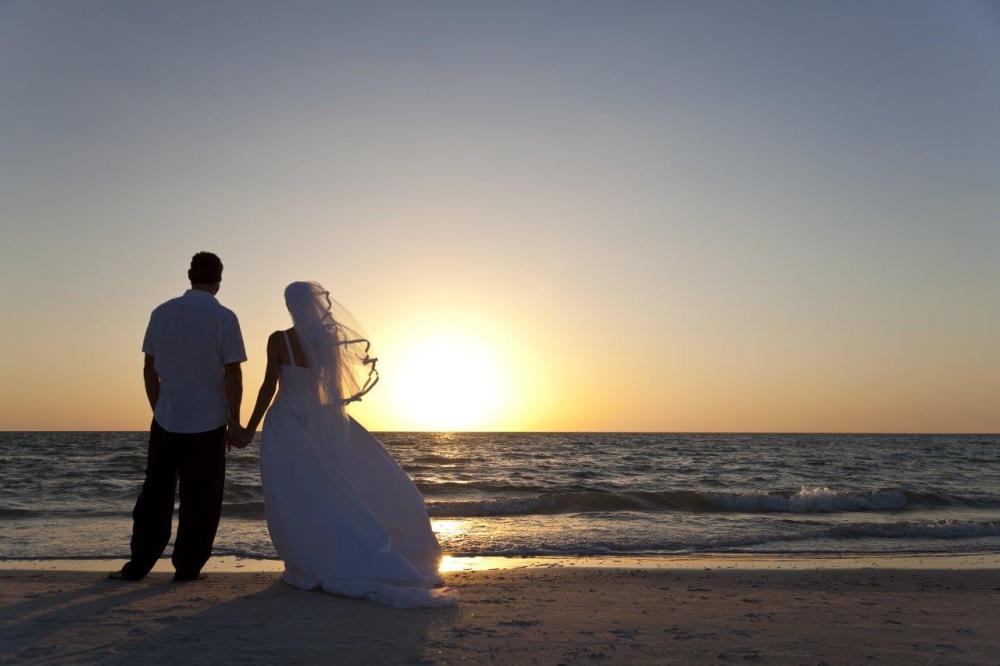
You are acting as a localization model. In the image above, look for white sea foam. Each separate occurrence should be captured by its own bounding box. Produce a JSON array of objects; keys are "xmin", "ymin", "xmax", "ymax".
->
[{"xmin": 705, "ymin": 486, "xmax": 912, "ymax": 513}]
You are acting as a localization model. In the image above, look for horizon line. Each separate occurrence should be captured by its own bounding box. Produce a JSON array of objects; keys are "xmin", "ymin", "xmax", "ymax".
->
[{"xmin": 2, "ymin": 429, "xmax": 997, "ymax": 436}]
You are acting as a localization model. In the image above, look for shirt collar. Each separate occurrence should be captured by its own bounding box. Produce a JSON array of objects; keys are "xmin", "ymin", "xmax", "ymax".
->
[{"xmin": 183, "ymin": 289, "xmax": 218, "ymax": 302}]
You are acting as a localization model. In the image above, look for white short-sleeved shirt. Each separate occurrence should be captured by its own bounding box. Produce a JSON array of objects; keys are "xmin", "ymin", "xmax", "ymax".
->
[{"xmin": 142, "ymin": 289, "xmax": 247, "ymax": 433}]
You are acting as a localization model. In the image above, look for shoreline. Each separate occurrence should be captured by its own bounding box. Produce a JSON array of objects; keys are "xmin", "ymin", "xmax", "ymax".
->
[{"xmin": 3, "ymin": 550, "xmax": 1000, "ymax": 573}]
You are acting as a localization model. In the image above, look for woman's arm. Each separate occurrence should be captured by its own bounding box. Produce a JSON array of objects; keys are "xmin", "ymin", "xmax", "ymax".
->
[{"xmin": 239, "ymin": 332, "xmax": 281, "ymax": 445}]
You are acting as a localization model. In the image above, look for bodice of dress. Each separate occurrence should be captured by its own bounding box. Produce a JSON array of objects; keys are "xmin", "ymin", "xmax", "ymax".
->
[
  {"xmin": 273, "ymin": 364, "xmax": 317, "ymax": 411},
  {"xmin": 272, "ymin": 331, "xmax": 319, "ymax": 412}
]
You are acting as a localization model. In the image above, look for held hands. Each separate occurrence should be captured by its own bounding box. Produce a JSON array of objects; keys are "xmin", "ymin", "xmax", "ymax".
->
[
  {"xmin": 226, "ymin": 421, "xmax": 254, "ymax": 450},
  {"xmin": 234, "ymin": 426, "xmax": 255, "ymax": 449}
]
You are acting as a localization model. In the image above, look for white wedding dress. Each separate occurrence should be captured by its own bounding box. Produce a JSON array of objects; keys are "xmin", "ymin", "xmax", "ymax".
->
[{"xmin": 260, "ymin": 331, "xmax": 454, "ymax": 607}]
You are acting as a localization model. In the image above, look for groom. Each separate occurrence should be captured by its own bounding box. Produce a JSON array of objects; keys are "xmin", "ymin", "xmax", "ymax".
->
[{"xmin": 111, "ymin": 252, "xmax": 247, "ymax": 581}]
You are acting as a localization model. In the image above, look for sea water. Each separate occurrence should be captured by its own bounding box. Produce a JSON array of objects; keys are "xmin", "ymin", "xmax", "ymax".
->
[{"xmin": 2, "ymin": 432, "xmax": 999, "ymax": 560}]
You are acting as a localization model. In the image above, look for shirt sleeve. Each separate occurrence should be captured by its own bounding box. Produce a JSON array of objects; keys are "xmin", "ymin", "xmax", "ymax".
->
[
  {"xmin": 141, "ymin": 314, "xmax": 155, "ymax": 355},
  {"xmin": 221, "ymin": 314, "xmax": 248, "ymax": 364}
]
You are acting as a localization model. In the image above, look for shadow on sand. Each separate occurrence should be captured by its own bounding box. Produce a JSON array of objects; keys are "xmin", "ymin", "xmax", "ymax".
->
[
  {"xmin": 0, "ymin": 575, "xmax": 176, "ymax": 662},
  {"xmin": 106, "ymin": 579, "xmax": 460, "ymax": 664}
]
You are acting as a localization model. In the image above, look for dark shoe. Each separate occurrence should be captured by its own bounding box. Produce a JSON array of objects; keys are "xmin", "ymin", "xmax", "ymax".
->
[
  {"xmin": 108, "ymin": 568, "xmax": 142, "ymax": 581},
  {"xmin": 173, "ymin": 572, "xmax": 207, "ymax": 582}
]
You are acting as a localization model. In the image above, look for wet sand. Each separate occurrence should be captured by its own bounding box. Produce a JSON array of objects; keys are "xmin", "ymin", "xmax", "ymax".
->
[{"xmin": 2, "ymin": 555, "xmax": 999, "ymax": 664}]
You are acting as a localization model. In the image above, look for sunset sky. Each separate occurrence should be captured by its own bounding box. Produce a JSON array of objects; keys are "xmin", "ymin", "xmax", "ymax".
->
[{"xmin": 1, "ymin": 1, "xmax": 998, "ymax": 432}]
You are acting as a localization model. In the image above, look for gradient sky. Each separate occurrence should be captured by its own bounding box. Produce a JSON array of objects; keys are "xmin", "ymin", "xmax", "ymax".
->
[{"xmin": 2, "ymin": 1, "xmax": 998, "ymax": 432}]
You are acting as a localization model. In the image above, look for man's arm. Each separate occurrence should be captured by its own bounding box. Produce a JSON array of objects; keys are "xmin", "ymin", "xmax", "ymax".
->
[
  {"xmin": 224, "ymin": 362, "xmax": 243, "ymax": 429},
  {"xmin": 143, "ymin": 354, "xmax": 159, "ymax": 412}
]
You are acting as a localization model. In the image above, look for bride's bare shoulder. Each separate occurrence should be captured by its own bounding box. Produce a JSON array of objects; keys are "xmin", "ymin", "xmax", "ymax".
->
[
  {"xmin": 266, "ymin": 330, "xmax": 286, "ymax": 348},
  {"xmin": 266, "ymin": 331, "xmax": 288, "ymax": 363}
]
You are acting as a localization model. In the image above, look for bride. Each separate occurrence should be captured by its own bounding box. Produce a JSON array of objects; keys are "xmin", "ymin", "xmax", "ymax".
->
[{"xmin": 235, "ymin": 281, "xmax": 454, "ymax": 607}]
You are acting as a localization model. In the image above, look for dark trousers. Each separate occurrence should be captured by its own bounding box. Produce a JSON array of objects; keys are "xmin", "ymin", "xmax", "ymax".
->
[{"xmin": 121, "ymin": 420, "xmax": 226, "ymax": 580}]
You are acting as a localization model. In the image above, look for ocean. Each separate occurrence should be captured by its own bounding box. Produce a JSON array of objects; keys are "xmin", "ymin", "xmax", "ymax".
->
[{"xmin": 2, "ymin": 432, "xmax": 999, "ymax": 561}]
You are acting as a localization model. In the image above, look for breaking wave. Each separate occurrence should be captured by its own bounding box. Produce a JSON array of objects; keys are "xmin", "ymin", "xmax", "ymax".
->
[{"xmin": 426, "ymin": 487, "xmax": 996, "ymax": 518}]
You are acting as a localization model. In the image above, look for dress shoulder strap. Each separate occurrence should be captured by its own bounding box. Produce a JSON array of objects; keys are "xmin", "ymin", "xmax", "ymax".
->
[{"xmin": 282, "ymin": 330, "xmax": 297, "ymax": 366}]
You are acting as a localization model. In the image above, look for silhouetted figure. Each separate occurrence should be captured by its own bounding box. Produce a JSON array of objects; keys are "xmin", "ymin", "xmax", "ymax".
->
[
  {"xmin": 111, "ymin": 252, "xmax": 246, "ymax": 581},
  {"xmin": 232, "ymin": 282, "xmax": 453, "ymax": 606}
]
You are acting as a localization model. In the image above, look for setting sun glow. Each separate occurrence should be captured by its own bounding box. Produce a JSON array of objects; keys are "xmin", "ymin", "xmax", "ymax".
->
[{"xmin": 377, "ymin": 324, "xmax": 510, "ymax": 431}]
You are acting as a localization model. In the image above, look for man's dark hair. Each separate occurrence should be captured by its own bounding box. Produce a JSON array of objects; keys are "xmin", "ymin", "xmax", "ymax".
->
[{"xmin": 188, "ymin": 252, "xmax": 223, "ymax": 284}]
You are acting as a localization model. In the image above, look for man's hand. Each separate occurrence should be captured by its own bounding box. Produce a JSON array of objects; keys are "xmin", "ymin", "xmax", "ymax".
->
[{"xmin": 226, "ymin": 420, "xmax": 243, "ymax": 451}]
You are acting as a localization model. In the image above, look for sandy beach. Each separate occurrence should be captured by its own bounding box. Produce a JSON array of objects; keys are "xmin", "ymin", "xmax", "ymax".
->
[{"xmin": 2, "ymin": 555, "xmax": 999, "ymax": 664}]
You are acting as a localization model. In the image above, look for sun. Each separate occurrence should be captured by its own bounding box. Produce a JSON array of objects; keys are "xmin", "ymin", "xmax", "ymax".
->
[{"xmin": 379, "ymin": 326, "xmax": 509, "ymax": 431}]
